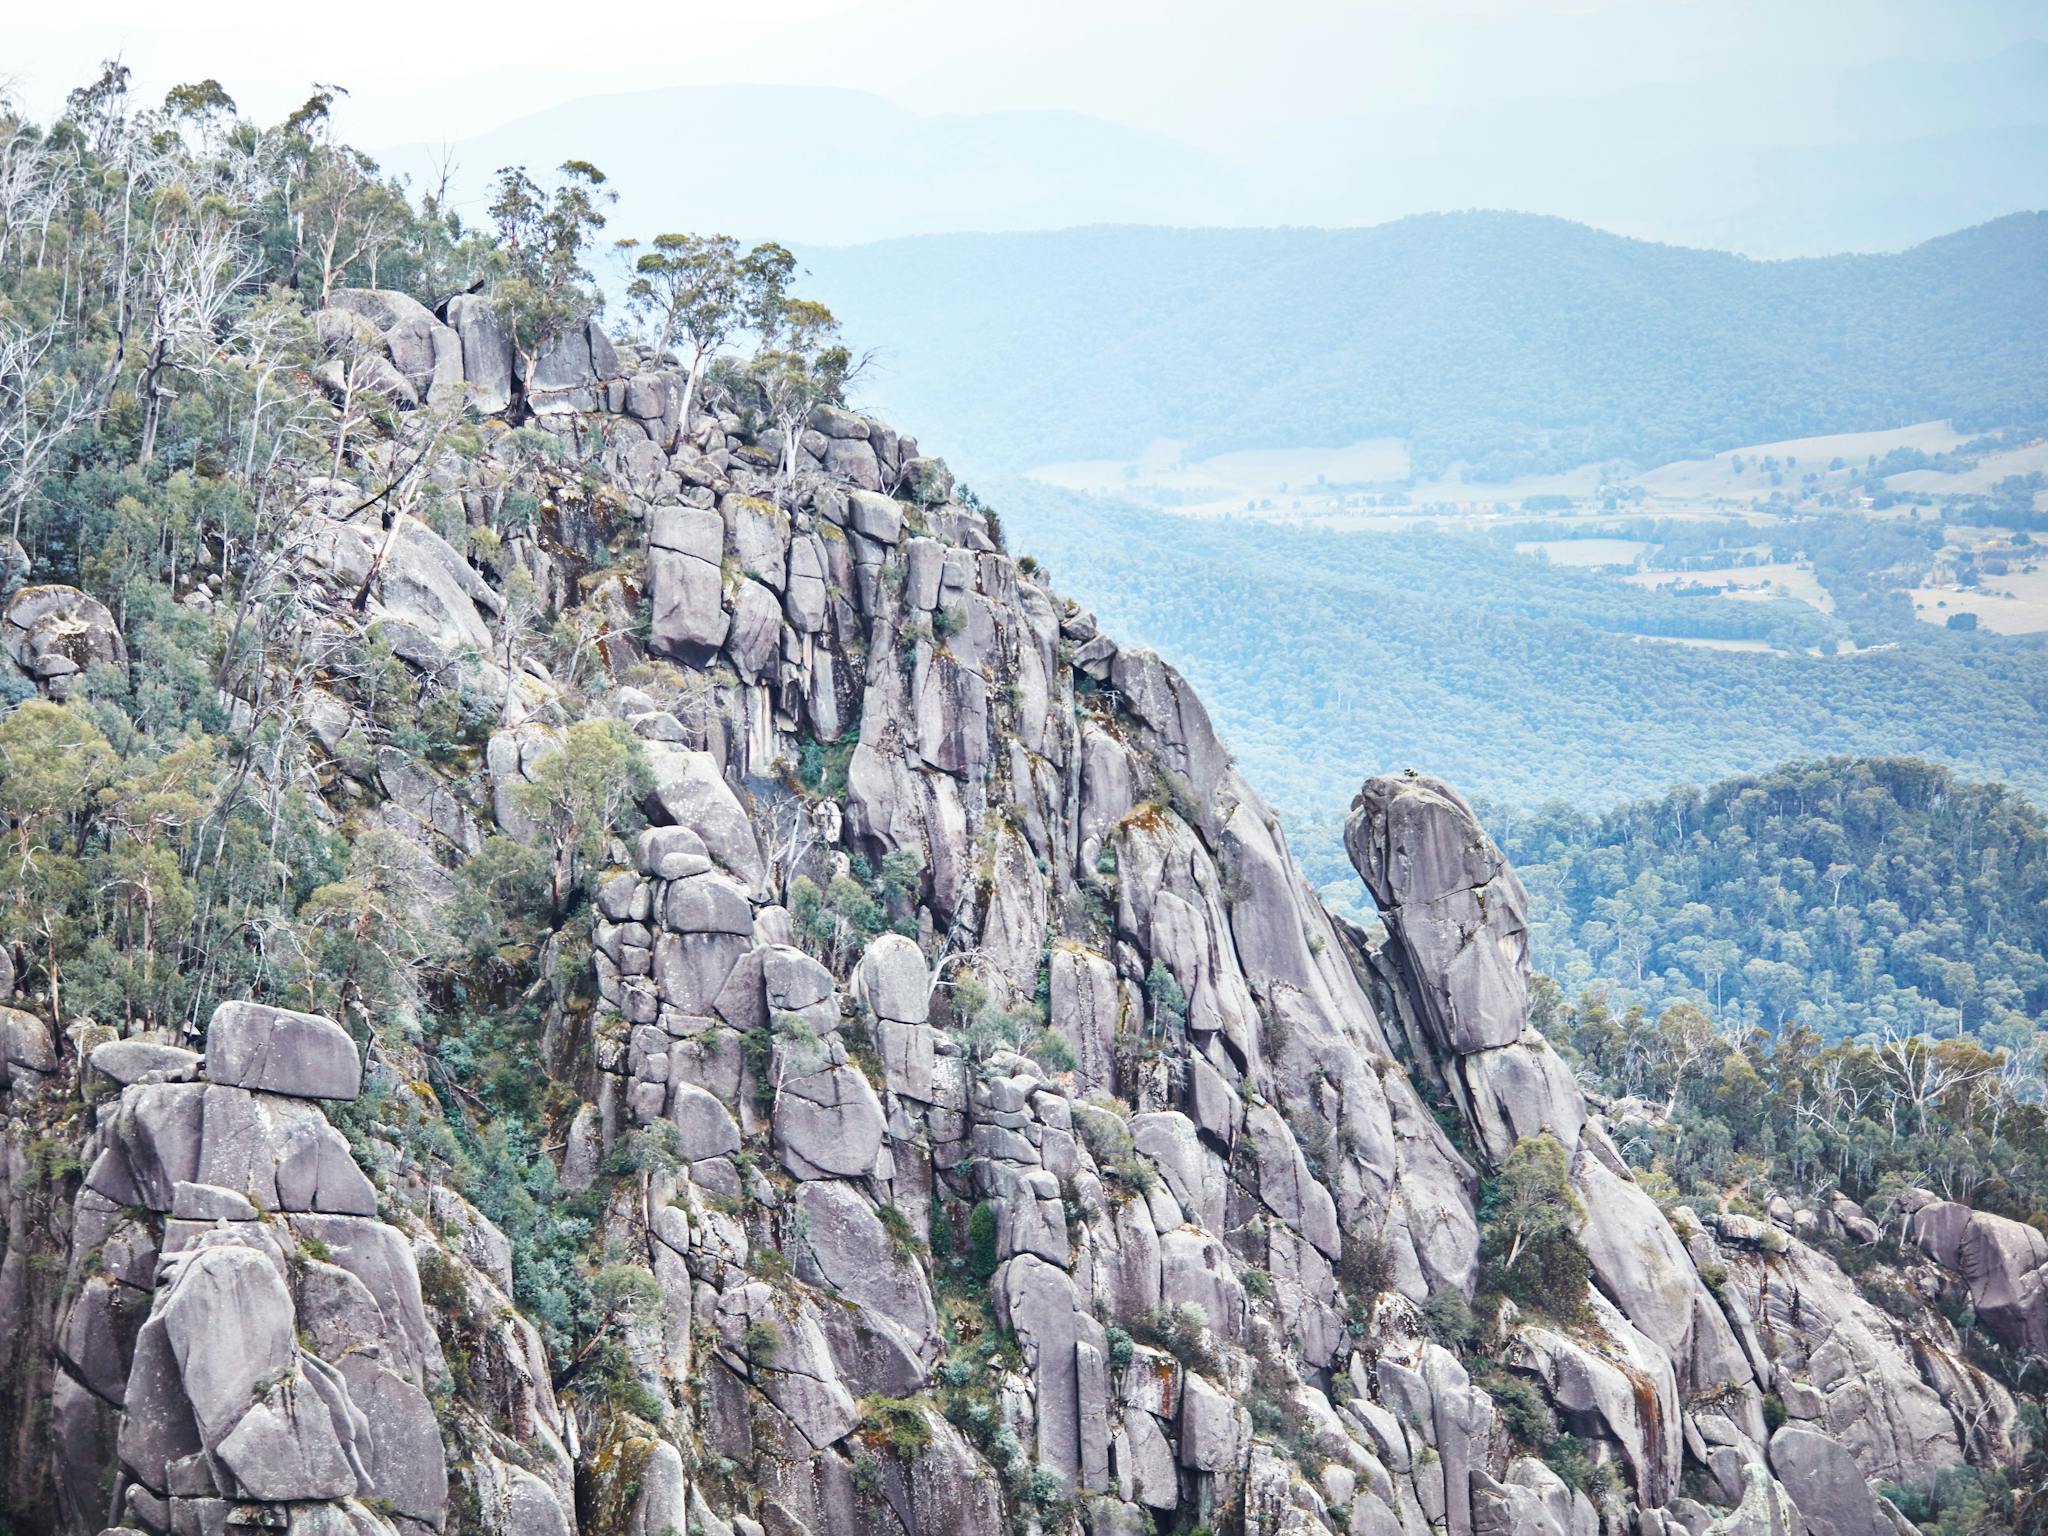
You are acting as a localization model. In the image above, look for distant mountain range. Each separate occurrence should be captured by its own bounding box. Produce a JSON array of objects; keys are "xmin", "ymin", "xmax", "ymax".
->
[
  {"xmin": 380, "ymin": 85, "xmax": 1256, "ymax": 246},
  {"xmin": 377, "ymin": 41, "xmax": 2048, "ymax": 257},
  {"xmin": 799, "ymin": 211, "xmax": 2048, "ymax": 478}
]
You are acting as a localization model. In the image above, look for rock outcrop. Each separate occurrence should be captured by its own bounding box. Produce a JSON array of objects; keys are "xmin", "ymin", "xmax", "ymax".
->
[
  {"xmin": 2, "ymin": 309, "xmax": 2032, "ymax": 1536},
  {"xmin": 3, "ymin": 584, "xmax": 125, "ymax": 699},
  {"xmin": 39, "ymin": 999, "xmax": 570, "ymax": 1536}
]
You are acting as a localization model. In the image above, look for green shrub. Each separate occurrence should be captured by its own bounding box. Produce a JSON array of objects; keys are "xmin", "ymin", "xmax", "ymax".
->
[
  {"xmin": 1877, "ymin": 1484, "xmax": 1930, "ymax": 1524},
  {"xmin": 796, "ymin": 732, "xmax": 859, "ymax": 798},
  {"xmin": 1145, "ymin": 962, "xmax": 1188, "ymax": 1034},
  {"xmin": 1128, "ymin": 1302, "xmax": 1220, "ymax": 1376},
  {"xmin": 1338, "ymin": 1230, "xmax": 1394, "ymax": 1298},
  {"xmin": 877, "ymin": 1201, "xmax": 924, "ymax": 1261},
  {"xmin": 584, "ymin": 1334, "xmax": 668, "ymax": 1423},
  {"xmin": 1075, "ymin": 1105, "xmax": 1157, "ymax": 1199},
  {"xmin": 1023, "ymin": 1463, "xmax": 1065, "ymax": 1508},
  {"xmin": 605, "ymin": 1120, "xmax": 683, "ymax": 1177},
  {"xmin": 743, "ymin": 1318, "xmax": 783, "ymax": 1364},
  {"xmin": 1028, "ymin": 1027, "xmax": 1077, "ymax": 1074},
  {"xmin": 1477, "ymin": 1370, "xmax": 1554, "ymax": 1449},
  {"xmin": 967, "ymin": 1202, "xmax": 1000, "ymax": 1282},
  {"xmin": 1542, "ymin": 1432, "xmax": 1618, "ymax": 1497},
  {"xmin": 1421, "ymin": 1288, "xmax": 1477, "ymax": 1353},
  {"xmin": 860, "ymin": 1396, "xmax": 935, "ymax": 1458},
  {"xmin": 1479, "ymin": 1133, "xmax": 1593, "ymax": 1323}
]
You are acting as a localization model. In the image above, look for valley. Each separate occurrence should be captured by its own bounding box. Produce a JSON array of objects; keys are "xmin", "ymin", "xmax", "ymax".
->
[{"xmin": 1029, "ymin": 418, "xmax": 2048, "ymax": 640}]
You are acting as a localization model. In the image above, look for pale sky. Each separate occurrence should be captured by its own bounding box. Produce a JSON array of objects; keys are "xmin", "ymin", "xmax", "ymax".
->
[
  {"xmin": 10, "ymin": 0, "xmax": 2043, "ymax": 152},
  {"xmin": 8, "ymin": 0, "xmax": 2045, "ymax": 255}
]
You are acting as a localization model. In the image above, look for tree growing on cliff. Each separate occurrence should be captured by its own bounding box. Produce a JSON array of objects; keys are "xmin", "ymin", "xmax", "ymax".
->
[
  {"xmin": 624, "ymin": 233, "xmax": 798, "ymax": 444},
  {"xmin": 1481, "ymin": 1132, "xmax": 1592, "ymax": 1319},
  {"xmin": 515, "ymin": 719, "xmax": 652, "ymax": 921},
  {"xmin": 488, "ymin": 159, "xmax": 614, "ymax": 389},
  {"xmin": 0, "ymin": 317, "xmax": 97, "ymax": 542},
  {"xmin": 752, "ymin": 295, "xmax": 856, "ymax": 500},
  {"xmin": 0, "ymin": 702, "xmax": 116, "ymax": 1020}
]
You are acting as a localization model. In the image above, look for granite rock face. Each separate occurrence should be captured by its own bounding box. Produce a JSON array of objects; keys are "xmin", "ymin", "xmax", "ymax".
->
[
  {"xmin": 3, "ymin": 314, "xmax": 2027, "ymax": 1536},
  {"xmin": 204, "ymin": 1002, "xmax": 363, "ymax": 1100},
  {"xmin": 3, "ymin": 584, "xmax": 126, "ymax": 699},
  {"xmin": 1907, "ymin": 1198, "xmax": 2048, "ymax": 1353},
  {"xmin": 30, "ymin": 999, "xmax": 544, "ymax": 1536}
]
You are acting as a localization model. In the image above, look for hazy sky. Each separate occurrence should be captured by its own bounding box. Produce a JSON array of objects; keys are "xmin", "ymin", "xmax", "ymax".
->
[
  {"xmin": 10, "ymin": 0, "xmax": 2044, "ymax": 151},
  {"xmin": 9, "ymin": 0, "xmax": 2046, "ymax": 254}
]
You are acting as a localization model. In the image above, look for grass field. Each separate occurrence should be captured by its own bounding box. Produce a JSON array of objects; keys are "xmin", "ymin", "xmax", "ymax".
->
[
  {"xmin": 1515, "ymin": 537, "xmax": 1650, "ymax": 567},
  {"xmin": 1909, "ymin": 560, "xmax": 2048, "ymax": 634},
  {"xmin": 1622, "ymin": 562, "xmax": 1837, "ymax": 613},
  {"xmin": 1036, "ymin": 418, "xmax": 2048, "ymax": 634}
]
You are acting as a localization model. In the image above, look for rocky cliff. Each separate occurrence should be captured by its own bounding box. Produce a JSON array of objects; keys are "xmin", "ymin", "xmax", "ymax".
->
[{"xmin": 0, "ymin": 291, "xmax": 2036, "ymax": 1536}]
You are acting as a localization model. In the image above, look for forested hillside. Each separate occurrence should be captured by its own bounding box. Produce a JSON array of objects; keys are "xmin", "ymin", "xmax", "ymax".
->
[
  {"xmin": 1002, "ymin": 481, "xmax": 2048, "ymax": 894},
  {"xmin": 1492, "ymin": 757, "xmax": 2048, "ymax": 1047},
  {"xmin": 809, "ymin": 211, "xmax": 2048, "ymax": 476}
]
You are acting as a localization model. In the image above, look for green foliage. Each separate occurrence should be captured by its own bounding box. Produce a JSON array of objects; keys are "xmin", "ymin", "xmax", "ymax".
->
[
  {"xmin": 447, "ymin": 835, "xmax": 554, "ymax": 967},
  {"xmin": 582, "ymin": 1334, "xmax": 668, "ymax": 1423},
  {"xmin": 1127, "ymin": 1302, "xmax": 1221, "ymax": 1376},
  {"xmin": 1145, "ymin": 961, "xmax": 1188, "ymax": 1034},
  {"xmin": 790, "ymin": 853, "xmax": 913, "ymax": 968},
  {"xmin": 966, "ymin": 1201, "xmax": 1000, "ymax": 1283},
  {"xmin": 454, "ymin": 1118, "xmax": 598, "ymax": 1361},
  {"xmin": 623, "ymin": 233, "xmax": 796, "ymax": 432},
  {"xmin": 877, "ymin": 848, "xmax": 922, "ymax": 909},
  {"xmin": 1337, "ymin": 1229, "xmax": 1395, "ymax": 1300},
  {"xmin": 1543, "ymin": 977, "xmax": 2048, "ymax": 1221},
  {"xmin": 946, "ymin": 973, "xmax": 1047, "ymax": 1067},
  {"xmin": 514, "ymin": 718, "xmax": 654, "ymax": 919},
  {"xmin": 750, "ymin": 285, "xmax": 857, "ymax": 490},
  {"xmin": 1074, "ymin": 1103, "xmax": 1156, "ymax": 1198},
  {"xmin": 1420, "ymin": 1288, "xmax": 1477, "ymax": 1354},
  {"xmin": 1541, "ymin": 1432, "xmax": 1619, "ymax": 1499},
  {"xmin": 859, "ymin": 1396, "xmax": 935, "ymax": 1458},
  {"xmin": 1492, "ymin": 756, "xmax": 2048, "ymax": 1044},
  {"xmin": 1476, "ymin": 1370, "xmax": 1554, "ymax": 1449},
  {"xmin": 488, "ymin": 160, "xmax": 615, "ymax": 370},
  {"xmin": 876, "ymin": 1201, "xmax": 924, "ymax": 1262},
  {"xmin": 743, "ymin": 1317, "xmax": 783, "ymax": 1364},
  {"xmin": 796, "ymin": 730, "xmax": 859, "ymax": 798},
  {"xmin": 1478, "ymin": 1134, "xmax": 1592, "ymax": 1323},
  {"xmin": 1879, "ymin": 1466, "xmax": 2017, "ymax": 1536},
  {"xmin": 1027, "ymin": 1026, "xmax": 1077, "ymax": 1074},
  {"xmin": 604, "ymin": 1121, "xmax": 684, "ymax": 1179}
]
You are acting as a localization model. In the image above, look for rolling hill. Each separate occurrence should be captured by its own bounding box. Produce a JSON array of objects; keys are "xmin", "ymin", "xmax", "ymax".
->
[{"xmin": 805, "ymin": 211, "xmax": 2048, "ymax": 477}]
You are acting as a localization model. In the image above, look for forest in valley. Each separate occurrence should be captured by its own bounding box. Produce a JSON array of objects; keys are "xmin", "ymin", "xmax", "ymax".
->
[
  {"xmin": 996, "ymin": 480, "xmax": 2048, "ymax": 901},
  {"xmin": 1485, "ymin": 756, "xmax": 2048, "ymax": 1048}
]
